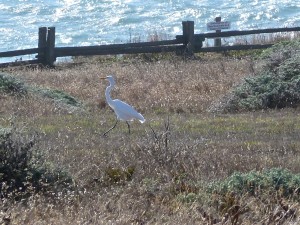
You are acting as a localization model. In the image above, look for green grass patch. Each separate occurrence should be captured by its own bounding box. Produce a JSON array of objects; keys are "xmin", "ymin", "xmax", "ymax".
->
[
  {"xmin": 0, "ymin": 72, "xmax": 81, "ymax": 108},
  {"xmin": 33, "ymin": 114, "xmax": 97, "ymax": 134},
  {"xmin": 31, "ymin": 87, "xmax": 81, "ymax": 107}
]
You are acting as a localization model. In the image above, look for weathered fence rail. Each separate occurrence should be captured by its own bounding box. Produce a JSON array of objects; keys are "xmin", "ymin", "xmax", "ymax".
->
[
  {"xmin": 0, "ymin": 48, "xmax": 42, "ymax": 57},
  {"xmin": 198, "ymin": 44, "xmax": 274, "ymax": 53},
  {"xmin": 0, "ymin": 21, "xmax": 299, "ymax": 67},
  {"xmin": 198, "ymin": 27, "xmax": 300, "ymax": 38},
  {"xmin": 55, "ymin": 39, "xmax": 183, "ymax": 57}
]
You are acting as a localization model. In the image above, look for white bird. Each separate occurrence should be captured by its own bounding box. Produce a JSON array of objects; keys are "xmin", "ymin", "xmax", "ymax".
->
[{"xmin": 100, "ymin": 75, "xmax": 145, "ymax": 136}]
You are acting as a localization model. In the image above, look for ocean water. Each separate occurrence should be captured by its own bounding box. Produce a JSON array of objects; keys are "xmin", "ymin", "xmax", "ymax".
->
[{"xmin": 1, "ymin": 0, "xmax": 300, "ymax": 61}]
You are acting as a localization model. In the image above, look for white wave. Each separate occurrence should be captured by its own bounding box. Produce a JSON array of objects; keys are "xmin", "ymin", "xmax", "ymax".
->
[{"xmin": 0, "ymin": 0, "xmax": 299, "ymax": 55}]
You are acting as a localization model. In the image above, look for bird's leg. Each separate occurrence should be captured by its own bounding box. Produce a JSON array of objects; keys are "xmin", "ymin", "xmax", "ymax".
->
[
  {"xmin": 103, "ymin": 119, "xmax": 118, "ymax": 136},
  {"xmin": 126, "ymin": 121, "xmax": 130, "ymax": 134}
]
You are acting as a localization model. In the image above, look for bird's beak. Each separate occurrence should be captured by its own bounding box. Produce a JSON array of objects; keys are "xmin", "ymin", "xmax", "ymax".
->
[{"xmin": 100, "ymin": 77, "xmax": 107, "ymax": 80}]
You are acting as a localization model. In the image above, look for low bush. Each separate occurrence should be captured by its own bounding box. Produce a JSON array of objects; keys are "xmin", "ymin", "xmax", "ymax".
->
[
  {"xmin": 0, "ymin": 127, "xmax": 73, "ymax": 200},
  {"xmin": 0, "ymin": 73, "xmax": 27, "ymax": 96},
  {"xmin": 260, "ymin": 39, "xmax": 300, "ymax": 72},
  {"xmin": 216, "ymin": 39, "xmax": 300, "ymax": 112},
  {"xmin": 207, "ymin": 168, "xmax": 300, "ymax": 198}
]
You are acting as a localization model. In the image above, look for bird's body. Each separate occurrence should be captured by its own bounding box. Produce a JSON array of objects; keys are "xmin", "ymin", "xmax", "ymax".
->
[
  {"xmin": 108, "ymin": 99, "xmax": 145, "ymax": 123},
  {"xmin": 101, "ymin": 75, "xmax": 145, "ymax": 135}
]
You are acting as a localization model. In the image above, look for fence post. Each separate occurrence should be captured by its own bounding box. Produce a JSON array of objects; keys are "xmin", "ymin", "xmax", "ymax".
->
[
  {"xmin": 214, "ymin": 17, "xmax": 222, "ymax": 47},
  {"xmin": 37, "ymin": 27, "xmax": 47, "ymax": 65},
  {"xmin": 182, "ymin": 21, "xmax": 195, "ymax": 56},
  {"xmin": 45, "ymin": 27, "xmax": 56, "ymax": 67},
  {"xmin": 37, "ymin": 27, "xmax": 56, "ymax": 66}
]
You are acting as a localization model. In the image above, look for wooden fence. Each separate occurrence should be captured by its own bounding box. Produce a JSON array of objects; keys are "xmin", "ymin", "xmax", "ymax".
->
[{"xmin": 1, "ymin": 21, "xmax": 300, "ymax": 67}]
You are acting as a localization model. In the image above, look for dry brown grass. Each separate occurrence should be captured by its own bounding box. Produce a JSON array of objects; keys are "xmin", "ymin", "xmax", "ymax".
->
[
  {"xmin": 2, "ymin": 55, "xmax": 256, "ymax": 114},
  {"xmin": 1, "ymin": 54, "xmax": 300, "ymax": 224}
]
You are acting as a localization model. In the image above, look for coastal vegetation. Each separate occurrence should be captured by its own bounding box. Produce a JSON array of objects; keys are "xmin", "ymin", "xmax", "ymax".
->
[{"xmin": 1, "ymin": 37, "xmax": 300, "ymax": 224}]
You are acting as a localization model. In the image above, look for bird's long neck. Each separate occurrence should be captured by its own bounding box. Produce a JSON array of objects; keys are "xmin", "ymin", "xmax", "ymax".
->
[{"xmin": 105, "ymin": 84, "xmax": 114, "ymax": 107}]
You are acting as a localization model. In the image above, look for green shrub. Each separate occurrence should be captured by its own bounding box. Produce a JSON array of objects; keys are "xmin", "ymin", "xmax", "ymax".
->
[
  {"xmin": 217, "ymin": 39, "xmax": 300, "ymax": 112},
  {"xmin": 260, "ymin": 39, "xmax": 300, "ymax": 71},
  {"xmin": 207, "ymin": 168, "xmax": 300, "ymax": 198},
  {"xmin": 0, "ymin": 73, "xmax": 27, "ymax": 95},
  {"xmin": 0, "ymin": 127, "xmax": 73, "ymax": 200},
  {"xmin": 233, "ymin": 72, "xmax": 300, "ymax": 110}
]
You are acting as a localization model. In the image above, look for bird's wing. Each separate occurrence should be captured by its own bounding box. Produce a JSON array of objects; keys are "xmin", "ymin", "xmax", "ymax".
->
[{"xmin": 111, "ymin": 99, "xmax": 145, "ymax": 123}]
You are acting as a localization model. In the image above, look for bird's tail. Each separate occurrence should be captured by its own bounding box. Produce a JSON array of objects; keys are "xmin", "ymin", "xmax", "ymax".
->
[{"xmin": 137, "ymin": 113, "xmax": 146, "ymax": 123}]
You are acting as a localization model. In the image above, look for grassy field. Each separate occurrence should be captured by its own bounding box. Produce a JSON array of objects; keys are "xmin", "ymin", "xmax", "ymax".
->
[{"xmin": 1, "ymin": 49, "xmax": 300, "ymax": 224}]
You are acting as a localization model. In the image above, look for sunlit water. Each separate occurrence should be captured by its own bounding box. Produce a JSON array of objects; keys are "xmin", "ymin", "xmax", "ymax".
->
[{"xmin": 1, "ymin": 0, "xmax": 300, "ymax": 62}]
